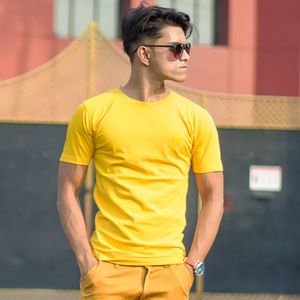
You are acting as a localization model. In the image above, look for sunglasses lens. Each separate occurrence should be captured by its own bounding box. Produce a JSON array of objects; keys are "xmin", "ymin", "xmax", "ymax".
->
[
  {"xmin": 174, "ymin": 44, "xmax": 183, "ymax": 58},
  {"xmin": 185, "ymin": 44, "xmax": 191, "ymax": 55},
  {"xmin": 173, "ymin": 44, "xmax": 190, "ymax": 58}
]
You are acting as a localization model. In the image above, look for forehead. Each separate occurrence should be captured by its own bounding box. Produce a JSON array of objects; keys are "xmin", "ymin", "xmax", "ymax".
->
[{"xmin": 156, "ymin": 25, "xmax": 186, "ymax": 43}]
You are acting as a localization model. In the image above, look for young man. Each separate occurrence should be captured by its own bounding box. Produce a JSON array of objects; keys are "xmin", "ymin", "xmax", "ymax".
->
[{"xmin": 57, "ymin": 4, "xmax": 224, "ymax": 300}]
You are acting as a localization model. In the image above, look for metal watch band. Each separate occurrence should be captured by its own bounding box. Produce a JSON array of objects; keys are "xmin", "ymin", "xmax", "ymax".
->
[{"xmin": 185, "ymin": 257, "xmax": 205, "ymax": 277}]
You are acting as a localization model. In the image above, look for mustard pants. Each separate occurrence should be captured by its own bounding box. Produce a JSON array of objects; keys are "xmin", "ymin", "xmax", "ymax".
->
[{"xmin": 80, "ymin": 260, "xmax": 194, "ymax": 300}]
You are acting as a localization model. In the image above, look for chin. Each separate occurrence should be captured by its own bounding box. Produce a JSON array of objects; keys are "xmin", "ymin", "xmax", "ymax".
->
[
  {"xmin": 168, "ymin": 76, "xmax": 186, "ymax": 83},
  {"xmin": 166, "ymin": 74, "xmax": 186, "ymax": 82}
]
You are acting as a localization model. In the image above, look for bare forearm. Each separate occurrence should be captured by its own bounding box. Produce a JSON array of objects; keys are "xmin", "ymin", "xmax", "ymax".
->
[
  {"xmin": 57, "ymin": 190, "xmax": 94, "ymax": 266},
  {"xmin": 57, "ymin": 162, "xmax": 97, "ymax": 275},
  {"xmin": 188, "ymin": 196, "xmax": 224, "ymax": 261}
]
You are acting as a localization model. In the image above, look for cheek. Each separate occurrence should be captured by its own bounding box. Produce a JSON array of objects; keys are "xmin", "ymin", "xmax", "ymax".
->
[{"xmin": 166, "ymin": 50, "xmax": 177, "ymax": 62}]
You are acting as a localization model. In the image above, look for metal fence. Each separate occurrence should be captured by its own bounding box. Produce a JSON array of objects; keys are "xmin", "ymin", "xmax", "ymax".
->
[{"xmin": 1, "ymin": 22, "xmax": 300, "ymax": 130}]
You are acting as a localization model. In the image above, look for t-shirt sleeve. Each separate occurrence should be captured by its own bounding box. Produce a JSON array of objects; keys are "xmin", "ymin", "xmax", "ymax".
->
[
  {"xmin": 192, "ymin": 110, "xmax": 223, "ymax": 173},
  {"xmin": 60, "ymin": 103, "xmax": 94, "ymax": 165}
]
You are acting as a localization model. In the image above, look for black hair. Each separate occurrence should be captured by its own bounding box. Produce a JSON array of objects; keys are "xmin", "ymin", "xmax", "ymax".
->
[{"xmin": 122, "ymin": 4, "xmax": 193, "ymax": 62}]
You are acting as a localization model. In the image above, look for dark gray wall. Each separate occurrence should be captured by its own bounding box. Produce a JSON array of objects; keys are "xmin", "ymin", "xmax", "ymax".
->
[
  {"xmin": 0, "ymin": 124, "xmax": 79, "ymax": 288},
  {"xmin": 0, "ymin": 124, "xmax": 299, "ymax": 293},
  {"xmin": 205, "ymin": 129, "xmax": 300, "ymax": 293}
]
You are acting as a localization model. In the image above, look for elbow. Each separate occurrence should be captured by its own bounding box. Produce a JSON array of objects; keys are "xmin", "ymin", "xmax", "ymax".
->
[
  {"xmin": 56, "ymin": 184, "xmax": 80, "ymax": 214},
  {"xmin": 56, "ymin": 191, "xmax": 63, "ymax": 214},
  {"xmin": 202, "ymin": 193, "xmax": 224, "ymax": 219},
  {"xmin": 220, "ymin": 202, "xmax": 224, "ymax": 218},
  {"xmin": 218, "ymin": 193, "xmax": 225, "ymax": 217},
  {"xmin": 56, "ymin": 183, "xmax": 67, "ymax": 213}
]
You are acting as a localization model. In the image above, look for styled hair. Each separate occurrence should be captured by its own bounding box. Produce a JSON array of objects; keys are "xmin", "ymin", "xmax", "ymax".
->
[{"xmin": 122, "ymin": 4, "xmax": 193, "ymax": 61}]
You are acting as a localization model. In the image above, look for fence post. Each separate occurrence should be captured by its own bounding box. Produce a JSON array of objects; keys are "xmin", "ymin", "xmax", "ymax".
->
[{"xmin": 83, "ymin": 21, "xmax": 99, "ymax": 237}]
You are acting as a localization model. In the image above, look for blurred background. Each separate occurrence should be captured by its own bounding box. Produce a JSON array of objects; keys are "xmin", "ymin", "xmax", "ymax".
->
[{"xmin": 0, "ymin": 0, "xmax": 299, "ymax": 299}]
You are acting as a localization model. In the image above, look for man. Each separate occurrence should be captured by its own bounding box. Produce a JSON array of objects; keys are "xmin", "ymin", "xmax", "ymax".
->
[{"xmin": 57, "ymin": 4, "xmax": 223, "ymax": 300}]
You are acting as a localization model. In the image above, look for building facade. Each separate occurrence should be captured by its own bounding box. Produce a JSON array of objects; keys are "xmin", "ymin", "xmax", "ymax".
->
[{"xmin": 0, "ymin": 0, "xmax": 300, "ymax": 95}]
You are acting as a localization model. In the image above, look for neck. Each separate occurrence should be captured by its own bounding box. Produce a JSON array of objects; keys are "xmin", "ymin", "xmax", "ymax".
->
[{"xmin": 121, "ymin": 70, "xmax": 169, "ymax": 102}]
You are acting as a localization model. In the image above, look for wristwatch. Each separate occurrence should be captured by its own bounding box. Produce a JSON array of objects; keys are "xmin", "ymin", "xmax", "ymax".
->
[{"xmin": 185, "ymin": 257, "xmax": 205, "ymax": 277}]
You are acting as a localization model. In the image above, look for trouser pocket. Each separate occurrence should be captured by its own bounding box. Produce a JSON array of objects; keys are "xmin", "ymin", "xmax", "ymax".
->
[
  {"xmin": 172, "ymin": 263, "xmax": 195, "ymax": 294},
  {"xmin": 181, "ymin": 263, "xmax": 195, "ymax": 285},
  {"xmin": 80, "ymin": 261, "xmax": 100, "ymax": 288}
]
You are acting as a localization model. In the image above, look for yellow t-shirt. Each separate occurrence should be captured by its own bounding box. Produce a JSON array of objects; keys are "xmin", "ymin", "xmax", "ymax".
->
[{"xmin": 60, "ymin": 88, "xmax": 223, "ymax": 265}]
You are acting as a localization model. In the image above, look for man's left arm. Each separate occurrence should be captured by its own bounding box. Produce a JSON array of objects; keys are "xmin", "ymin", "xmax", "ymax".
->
[{"xmin": 187, "ymin": 171, "xmax": 224, "ymax": 263}]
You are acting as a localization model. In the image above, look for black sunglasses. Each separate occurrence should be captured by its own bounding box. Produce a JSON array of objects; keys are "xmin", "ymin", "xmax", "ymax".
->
[{"xmin": 143, "ymin": 43, "xmax": 191, "ymax": 59}]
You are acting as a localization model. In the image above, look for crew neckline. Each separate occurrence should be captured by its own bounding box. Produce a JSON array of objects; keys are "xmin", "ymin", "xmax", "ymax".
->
[{"xmin": 115, "ymin": 88, "xmax": 173, "ymax": 106}]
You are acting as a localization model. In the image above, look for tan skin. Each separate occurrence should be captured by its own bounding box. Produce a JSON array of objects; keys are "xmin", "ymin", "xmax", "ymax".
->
[{"xmin": 57, "ymin": 25, "xmax": 224, "ymax": 278}]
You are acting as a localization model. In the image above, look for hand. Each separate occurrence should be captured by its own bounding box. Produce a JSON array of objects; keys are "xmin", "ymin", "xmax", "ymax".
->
[{"xmin": 78, "ymin": 255, "xmax": 98, "ymax": 277}]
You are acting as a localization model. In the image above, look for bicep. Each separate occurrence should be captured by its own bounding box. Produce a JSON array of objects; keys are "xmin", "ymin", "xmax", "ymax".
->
[
  {"xmin": 58, "ymin": 162, "xmax": 88, "ymax": 195},
  {"xmin": 195, "ymin": 172, "xmax": 224, "ymax": 200}
]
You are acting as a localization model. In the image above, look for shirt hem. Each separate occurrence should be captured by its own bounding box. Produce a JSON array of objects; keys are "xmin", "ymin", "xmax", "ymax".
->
[
  {"xmin": 193, "ymin": 166, "xmax": 223, "ymax": 173},
  {"xmin": 60, "ymin": 155, "xmax": 90, "ymax": 166},
  {"xmin": 93, "ymin": 251, "xmax": 186, "ymax": 266},
  {"xmin": 97, "ymin": 257, "xmax": 185, "ymax": 266}
]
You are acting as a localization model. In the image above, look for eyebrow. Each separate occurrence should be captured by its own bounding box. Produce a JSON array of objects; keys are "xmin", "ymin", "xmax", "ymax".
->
[{"xmin": 160, "ymin": 41, "xmax": 186, "ymax": 45}]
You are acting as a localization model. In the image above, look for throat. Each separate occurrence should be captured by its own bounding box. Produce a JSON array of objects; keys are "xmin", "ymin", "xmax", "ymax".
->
[{"xmin": 120, "ymin": 81, "xmax": 168, "ymax": 103}]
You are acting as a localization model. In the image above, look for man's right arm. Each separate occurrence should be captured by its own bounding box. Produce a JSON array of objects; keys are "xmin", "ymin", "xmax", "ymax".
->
[{"xmin": 57, "ymin": 161, "xmax": 97, "ymax": 276}]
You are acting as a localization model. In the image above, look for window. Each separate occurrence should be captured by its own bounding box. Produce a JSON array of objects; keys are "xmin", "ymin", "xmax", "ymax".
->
[
  {"xmin": 157, "ymin": 0, "xmax": 228, "ymax": 45},
  {"xmin": 54, "ymin": 0, "xmax": 120, "ymax": 39},
  {"xmin": 214, "ymin": 0, "xmax": 228, "ymax": 45}
]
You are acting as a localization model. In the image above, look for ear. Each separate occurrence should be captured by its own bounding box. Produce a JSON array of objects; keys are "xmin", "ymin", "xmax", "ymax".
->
[{"xmin": 136, "ymin": 46, "xmax": 150, "ymax": 66}]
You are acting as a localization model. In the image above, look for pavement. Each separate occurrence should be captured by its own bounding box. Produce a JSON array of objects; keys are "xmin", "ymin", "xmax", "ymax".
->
[{"xmin": 0, "ymin": 289, "xmax": 299, "ymax": 300}]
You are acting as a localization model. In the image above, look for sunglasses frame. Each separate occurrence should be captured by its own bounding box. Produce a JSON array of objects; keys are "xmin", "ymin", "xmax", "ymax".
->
[{"xmin": 142, "ymin": 43, "xmax": 191, "ymax": 59}]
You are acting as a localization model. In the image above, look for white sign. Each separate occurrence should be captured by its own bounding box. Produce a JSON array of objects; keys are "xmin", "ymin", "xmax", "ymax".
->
[{"xmin": 249, "ymin": 165, "xmax": 282, "ymax": 192}]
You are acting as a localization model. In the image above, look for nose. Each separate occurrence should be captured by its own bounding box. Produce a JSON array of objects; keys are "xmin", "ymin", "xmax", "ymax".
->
[{"xmin": 180, "ymin": 49, "xmax": 190, "ymax": 61}]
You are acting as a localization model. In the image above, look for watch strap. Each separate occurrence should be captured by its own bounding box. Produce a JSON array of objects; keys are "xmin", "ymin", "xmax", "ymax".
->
[{"xmin": 185, "ymin": 257, "xmax": 198, "ymax": 268}]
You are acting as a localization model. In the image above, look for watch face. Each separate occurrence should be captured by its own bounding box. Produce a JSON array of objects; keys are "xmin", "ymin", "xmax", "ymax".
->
[{"xmin": 194, "ymin": 262, "xmax": 205, "ymax": 277}]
